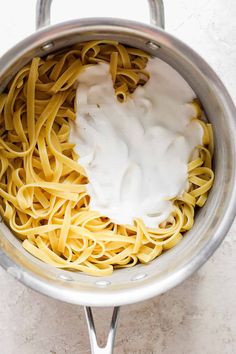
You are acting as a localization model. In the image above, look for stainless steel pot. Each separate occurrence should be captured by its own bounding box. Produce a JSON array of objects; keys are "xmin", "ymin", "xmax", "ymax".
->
[{"xmin": 0, "ymin": 1, "xmax": 235, "ymax": 353}]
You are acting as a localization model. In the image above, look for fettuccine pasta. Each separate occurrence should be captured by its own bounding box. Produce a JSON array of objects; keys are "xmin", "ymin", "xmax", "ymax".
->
[{"xmin": 0, "ymin": 41, "xmax": 214, "ymax": 276}]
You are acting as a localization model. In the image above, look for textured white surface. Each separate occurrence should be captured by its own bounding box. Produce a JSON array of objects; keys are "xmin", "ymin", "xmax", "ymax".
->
[{"xmin": 0, "ymin": 1, "xmax": 236, "ymax": 353}]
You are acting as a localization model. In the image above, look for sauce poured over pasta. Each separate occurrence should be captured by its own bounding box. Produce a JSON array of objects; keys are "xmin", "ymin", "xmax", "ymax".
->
[
  {"xmin": 71, "ymin": 59, "xmax": 203, "ymax": 227},
  {"xmin": 0, "ymin": 41, "xmax": 214, "ymax": 276}
]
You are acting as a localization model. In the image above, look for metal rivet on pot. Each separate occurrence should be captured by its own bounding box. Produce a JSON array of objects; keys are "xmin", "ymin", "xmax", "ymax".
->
[
  {"xmin": 58, "ymin": 274, "xmax": 74, "ymax": 281},
  {"xmin": 146, "ymin": 41, "xmax": 161, "ymax": 51},
  {"xmin": 41, "ymin": 42, "xmax": 54, "ymax": 51},
  {"xmin": 131, "ymin": 273, "xmax": 147, "ymax": 281},
  {"xmin": 95, "ymin": 280, "xmax": 111, "ymax": 287}
]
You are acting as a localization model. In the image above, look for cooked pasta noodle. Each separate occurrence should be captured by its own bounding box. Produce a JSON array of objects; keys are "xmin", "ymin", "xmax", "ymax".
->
[{"xmin": 0, "ymin": 41, "xmax": 214, "ymax": 276}]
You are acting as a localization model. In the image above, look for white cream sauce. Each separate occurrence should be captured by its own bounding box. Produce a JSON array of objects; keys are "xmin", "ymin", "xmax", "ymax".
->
[{"xmin": 70, "ymin": 58, "xmax": 203, "ymax": 228}]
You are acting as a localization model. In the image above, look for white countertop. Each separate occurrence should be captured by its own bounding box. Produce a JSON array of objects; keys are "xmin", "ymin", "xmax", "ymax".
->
[{"xmin": 0, "ymin": 1, "xmax": 236, "ymax": 353}]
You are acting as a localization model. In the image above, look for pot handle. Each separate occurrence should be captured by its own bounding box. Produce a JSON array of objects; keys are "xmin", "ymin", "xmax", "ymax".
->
[
  {"xmin": 84, "ymin": 306, "xmax": 120, "ymax": 354},
  {"xmin": 36, "ymin": 0, "xmax": 165, "ymax": 30}
]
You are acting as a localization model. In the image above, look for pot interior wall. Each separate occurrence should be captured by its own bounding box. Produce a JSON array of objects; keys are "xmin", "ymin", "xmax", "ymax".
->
[{"xmin": 0, "ymin": 20, "xmax": 235, "ymax": 306}]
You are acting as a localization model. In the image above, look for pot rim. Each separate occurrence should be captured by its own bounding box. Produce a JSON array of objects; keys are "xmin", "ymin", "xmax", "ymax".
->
[{"xmin": 0, "ymin": 17, "xmax": 236, "ymax": 306}]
